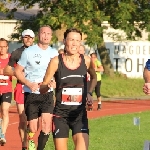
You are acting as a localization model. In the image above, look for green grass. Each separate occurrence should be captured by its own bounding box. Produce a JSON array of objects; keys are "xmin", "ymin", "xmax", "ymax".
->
[
  {"xmin": 99, "ymin": 74, "xmax": 145, "ymax": 98},
  {"xmin": 45, "ymin": 111, "xmax": 150, "ymax": 150}
]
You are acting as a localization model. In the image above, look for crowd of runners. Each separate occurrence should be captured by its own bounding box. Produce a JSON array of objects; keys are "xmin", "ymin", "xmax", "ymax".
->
[{"xmin": 0, "ymin": 26, "xmax": 104, "ymax": 150}]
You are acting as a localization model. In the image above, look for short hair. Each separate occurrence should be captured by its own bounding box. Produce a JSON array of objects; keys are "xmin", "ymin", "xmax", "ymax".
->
[
  {"xmin": 64, "ymin": 28, "xmax": 82, "ymax": 39},
  {"xmin": 0, "ymin": 38, "xmax": 9, "ymax": 46},
  {"xmin": 90, "ymin": 52, "xmax": 97, "ymax": 57},
  {"xmin": 38, "ymin": 25, "xmax": 53, "ymax": 34}
]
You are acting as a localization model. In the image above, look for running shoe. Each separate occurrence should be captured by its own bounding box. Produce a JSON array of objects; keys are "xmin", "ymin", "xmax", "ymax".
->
[
  {"xmin": 97, "ymin": 104, "xmax": 101, "ymax": 110},
  {"xmin": 0, "ymin": 133, "xmax": 6, "ymax": 146},
  {"xmin": 28, "ymin": 139, "xmax": 36, "ymax": 150}
]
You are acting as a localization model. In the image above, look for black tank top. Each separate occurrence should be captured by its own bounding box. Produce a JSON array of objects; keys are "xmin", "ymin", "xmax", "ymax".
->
[{"xmin": 54, "ymin": 54, "xmax": 87, "ymax": 118}]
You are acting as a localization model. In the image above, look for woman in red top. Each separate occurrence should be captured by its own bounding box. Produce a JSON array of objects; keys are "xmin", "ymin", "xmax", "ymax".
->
[{"xmin": 0, "ymin": 38, "xmax": 12, "ymax": 145}]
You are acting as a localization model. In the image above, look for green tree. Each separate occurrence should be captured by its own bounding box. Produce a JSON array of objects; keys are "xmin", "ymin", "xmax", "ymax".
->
[
  {"xmin": 0, "ymin": 1, "xmax": 8, "ymax": 13},
  {"xmin": 3, "ymin": 0, "xmax": 150, "ymax": 75}
]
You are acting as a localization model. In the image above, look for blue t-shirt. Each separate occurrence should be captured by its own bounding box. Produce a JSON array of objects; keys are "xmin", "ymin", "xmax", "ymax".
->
[
  {"xmin": 146, "ymin": 59, "xmax": 150, "ymax": 70},
  {"xmin": 18, "ymin": 44, "xmax": 58, "ymax": 94}
]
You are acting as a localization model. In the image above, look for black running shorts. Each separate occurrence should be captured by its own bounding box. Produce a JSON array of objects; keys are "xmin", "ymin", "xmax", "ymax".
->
[
  {"xmin": 0, "ymin": 92, "xmax": 12, "ymax": 104},
  {"xmin": 52, "ymin": 114, "xmax": 89, "ymax": 138},
  {"xmin": 24, "ymin": 92, "xmax": 54, "ymax": 121}
]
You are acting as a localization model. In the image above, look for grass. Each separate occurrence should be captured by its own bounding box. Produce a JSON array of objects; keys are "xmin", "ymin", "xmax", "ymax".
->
[
  {"xmin": 45, "ymin": 111, "xmax": 150, "ymax": 150},
  {"xmin": 99, "ymin": 74, "xmax": 145, "ymax": 98}
]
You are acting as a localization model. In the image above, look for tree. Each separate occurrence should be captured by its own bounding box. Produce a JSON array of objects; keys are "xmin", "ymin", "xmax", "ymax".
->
[
  {"xmin": 3, "ymin": 0, "xmax": 150, "ymax": 75},
  {"xmin": 0, "ymin": 1, "xmax": 8, "ymax": 13}
]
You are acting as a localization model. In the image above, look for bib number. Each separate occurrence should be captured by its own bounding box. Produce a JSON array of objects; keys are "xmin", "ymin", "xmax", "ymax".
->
[
  {"xmin": 61, "ymin": 88, "xmax": 82, "ymax": 105},
  {"xmin": 0, "ymin": 75, "xmax": 9, "ymax": 85}
]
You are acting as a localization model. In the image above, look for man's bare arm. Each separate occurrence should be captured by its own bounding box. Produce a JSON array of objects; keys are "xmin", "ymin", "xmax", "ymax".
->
[
  {"xmin": 3, "ymin": 65, "xmax": 14, "ymax": 76},
  {"xmin": 143, "ymin": 67, "xmax": 150, "ymax": 83},
  {"xmin": 96, "ymin": 65, "xmax": 104, "ymax": 72},
  {"xmin": 40, "ymin": 56, "xmax": 59, "ymax": 94},
  {"xmin": 14, "ymin": 64, "xmax": 29, "ymax": 86}
]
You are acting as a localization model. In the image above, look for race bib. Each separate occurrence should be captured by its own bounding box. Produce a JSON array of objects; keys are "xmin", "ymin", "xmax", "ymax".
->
[
  {"xmin": 0, "ymin": 75, "xmax": 9, "ymax": 85},
  {"xmin": 61, "ymin": 88, "xmax": 82, "ymax": 105}
]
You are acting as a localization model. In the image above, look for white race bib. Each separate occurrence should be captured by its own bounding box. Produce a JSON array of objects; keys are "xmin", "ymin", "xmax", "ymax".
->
[
  {"xmin": 0, "ymin": 75, "xmax": 9, "ymax": 85},
  {"xmin": 61, "ymin": 88, "xmax": 82, "ymax": 105}
]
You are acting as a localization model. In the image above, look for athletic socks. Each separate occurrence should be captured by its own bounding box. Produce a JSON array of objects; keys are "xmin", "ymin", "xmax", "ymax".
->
[
  {"xmin": 28, "ymin": 131, "xmax": 36, "ymax": 150},
  {"xmin": 28, "ymin": 131, "xmax": 35, "ymax": 140},
  {"xmin": 37, "ymin": 131, "xmax": 50, "ymax": 150},
  {"xmin": 97, "ymin": 103, "xmax": 101, "ymax": 110}
]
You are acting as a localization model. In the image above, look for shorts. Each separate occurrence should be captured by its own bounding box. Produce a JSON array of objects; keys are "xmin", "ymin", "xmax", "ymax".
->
[
  {"xmin": 14, "ymin": 83, "xmax": 24, "ymax": 104},
  {"xmin": 24, "ymin": 92, "xmax": 54, "ymax": 121},
  {"xmin": 95, "ymin": 81, "xmax": 101, "ymax": 98},
  {"xmin": 52, "ymin": 114, "xmax": 89, "ymax": 138},
  {"xmin": 0, "ymin": 92, "xmax": 12, "ymax": 105}
]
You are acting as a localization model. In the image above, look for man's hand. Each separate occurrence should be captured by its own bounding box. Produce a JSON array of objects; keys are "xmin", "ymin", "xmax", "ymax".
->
[
  {"xmin": 27, "ymin": 82, "xmax": 39, "ymax": 92},
  {"xmin": 87, "ymin": 93, "xmax": 93, "ymax": 105},
  {"xmin": 48, "ymin": 79, "xmax": 56, "ymax": 89},
  {"xmin": 143, "ymin": 83, "xmax": 150, "ymax": 95}
]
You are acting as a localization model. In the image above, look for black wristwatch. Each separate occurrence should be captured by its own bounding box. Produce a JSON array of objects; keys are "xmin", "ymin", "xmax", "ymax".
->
[{"xmin": 87, "ymin": 92, "xmax": 92, "ymax": 96}]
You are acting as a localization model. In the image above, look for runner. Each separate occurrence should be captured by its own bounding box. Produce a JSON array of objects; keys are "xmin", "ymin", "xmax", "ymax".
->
[
  {"xmin": 79, "ymin": 44, "xmax": 85, "ymax": 55},
  {"xmin": 0, "ymin": 38, "xmax": 12, "ymax": 146},
  {"xmin": 14, "ymin": 25, "xmax": 58, "ymax": 150},
  {"xmin": 90, "ymin": 52, "xmax": 104, "ymax": 110},
  {"xmin": 4, "ymin": 29, "xmax": 35, "ymax": 150},
  {"xmin": 40, "ymin": 28, "xmax": 97, "ymax": 150}
]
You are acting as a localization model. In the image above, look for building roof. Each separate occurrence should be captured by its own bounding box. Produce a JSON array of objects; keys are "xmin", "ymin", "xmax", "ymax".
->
[{"xmin": 0, "ymin": 9, "xmax": 38, "ymax": 20}]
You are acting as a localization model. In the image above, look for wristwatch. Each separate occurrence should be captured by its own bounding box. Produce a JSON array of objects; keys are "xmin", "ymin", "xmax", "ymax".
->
[{"xmin": 87, "ymin": 92, "xmax": 92, "ymax": 96}]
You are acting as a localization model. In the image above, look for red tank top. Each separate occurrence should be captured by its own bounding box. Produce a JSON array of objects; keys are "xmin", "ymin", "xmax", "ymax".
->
[{"xmin": 0, "ymin": 54, "xmax": 12, "ymax": 94}]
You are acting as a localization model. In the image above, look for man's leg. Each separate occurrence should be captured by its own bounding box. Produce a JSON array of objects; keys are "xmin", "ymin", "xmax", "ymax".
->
[
  {"xmin": 53, "ymin": 116, "xmax": 69, "ymax": 150},
  {"xmin": 72, "ymin": 115, "xmax": 89, "ymax": 150},
  {"xmin": 24, "ymin": 92, "xmax": 40, "ymax": 150},
  {"xmin": 16, "ymin": 103, "xmax": 27, "ymax": 149},
  {"xmin": 95, "ymin": 81, "xmax": 101, "ymax": 110},
  {"xmin": 37, "ymin": 92, "xmax": 54, "ymax": 150},
  {"xmin": 0, "ymin": 92, "xmax": 12, "ymax": 145},
  {"xmin": 14, "ymin": 83, "xmax": 28, "ymax": 149},
  {"xmin": 37, "ymin": 113, "xmax": 53, "ymax": 150}
]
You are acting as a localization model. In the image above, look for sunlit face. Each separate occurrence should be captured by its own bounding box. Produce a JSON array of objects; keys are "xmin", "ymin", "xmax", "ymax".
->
[
  {"xmin": 22, "ymin": 35, "xmax": 34, "ymax": 47},
  {"xmin": 79, "ymin": 45, "xmax": 85, "ymax": 54},
  {"xmin": 91, "ymin": 54, "xmax": 97, "ymax": 61},
  {"xmin": 0, "ymin": 41, "xmax": 8, "ymax": 55},
  {"xmin": 64, "ymin": 32, "xmax": 81, "ymax": 55},
  {"xmin": 38, "ymin": 27, "xmax": 52, "ymax": 45}
]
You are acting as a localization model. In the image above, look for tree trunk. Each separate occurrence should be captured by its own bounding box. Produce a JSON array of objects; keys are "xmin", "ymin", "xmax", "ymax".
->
[{"xmin": 97, "ymin": 43, "xmax": 114, "ymax": 76}]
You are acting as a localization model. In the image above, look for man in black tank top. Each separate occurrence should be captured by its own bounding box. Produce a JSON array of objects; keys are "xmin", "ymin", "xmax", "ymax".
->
[{"xmin": 40, "ymin": 28, "xmax": 97, "ymax": 150}]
